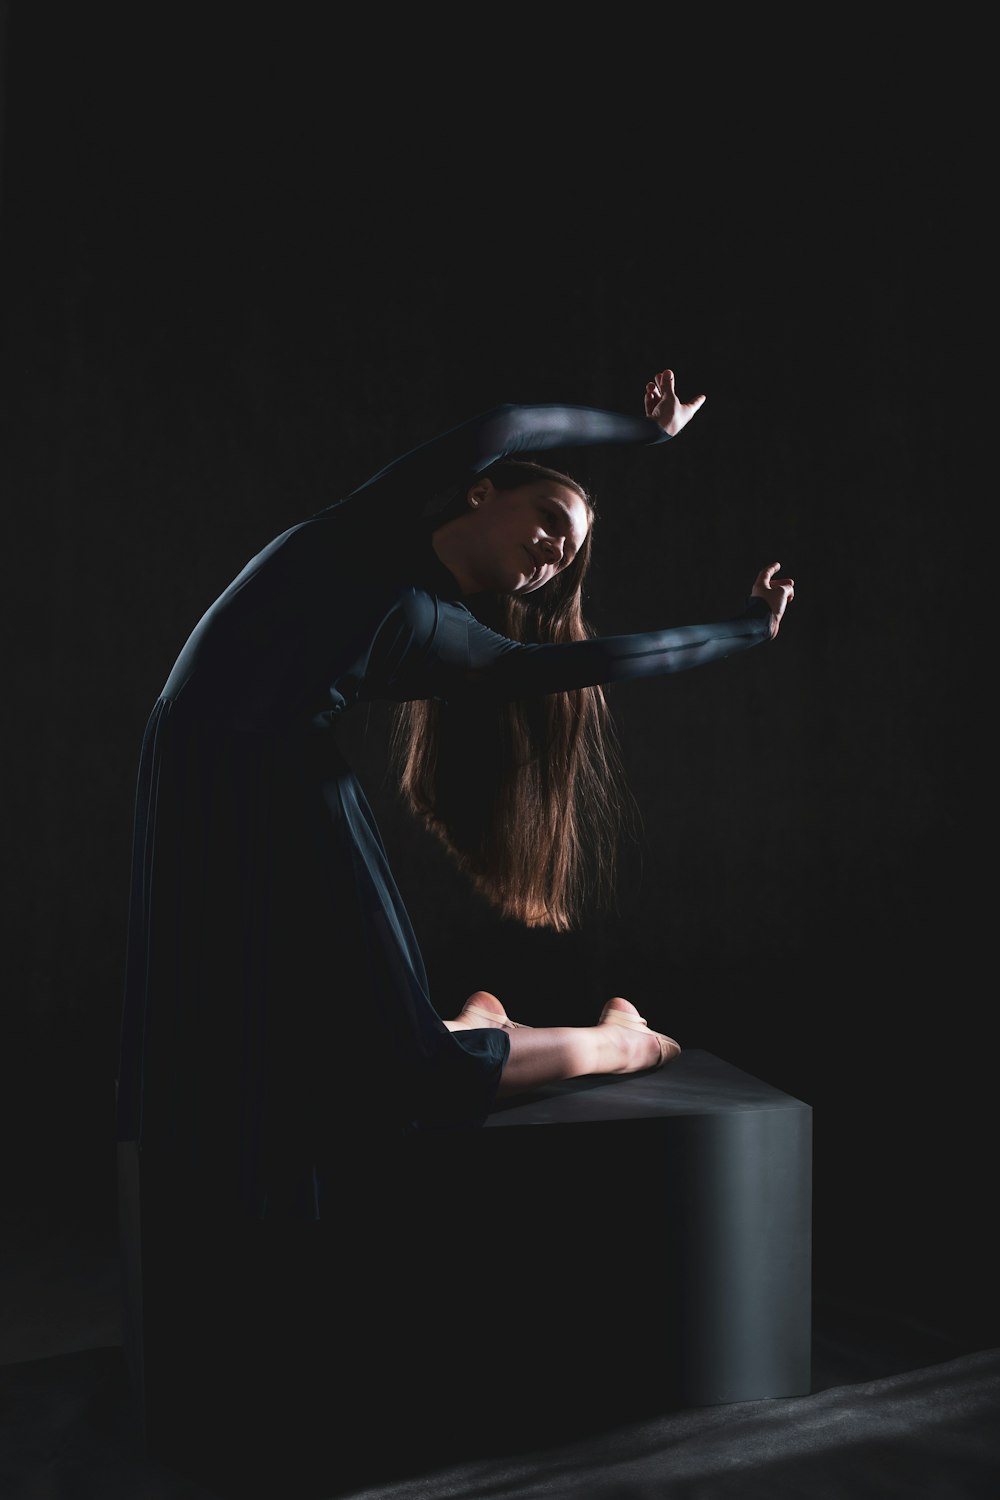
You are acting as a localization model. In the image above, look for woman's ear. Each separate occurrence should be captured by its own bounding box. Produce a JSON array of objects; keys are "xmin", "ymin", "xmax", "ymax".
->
[{"xmin": 467, "ymin": 478, "xmax": 495, "ymax": 510}]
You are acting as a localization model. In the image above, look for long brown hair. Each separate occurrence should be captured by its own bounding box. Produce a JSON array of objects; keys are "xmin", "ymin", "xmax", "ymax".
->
[{"xmin": 389, "ymin": 459, "xmax": 638, "ymax": 931}]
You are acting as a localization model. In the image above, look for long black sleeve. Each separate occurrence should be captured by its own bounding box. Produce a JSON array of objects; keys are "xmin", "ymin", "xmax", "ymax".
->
[
  {"xmin": 161, "ymin": 401, "xmax": 702, "ymax": 729},
  {"xmin": 362, "ymin": 591, "xmax": 773, "ymax": 707},
  {"xmin": 330, "ymin": 402, "xmax": 670, "ymax": 521}
]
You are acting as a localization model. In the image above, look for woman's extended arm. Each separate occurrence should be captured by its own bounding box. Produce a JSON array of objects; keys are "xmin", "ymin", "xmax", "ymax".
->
[
  {"xmin": 328, "ymin": 398, "xmax": 675, "ymax": 523},
  {"xmin": 337, "ymin": 365, "xmax": 708, "ymax": 521},
  {"xmin": 365, "ymin": 565, "xmax": 793, "ymax": 708}
]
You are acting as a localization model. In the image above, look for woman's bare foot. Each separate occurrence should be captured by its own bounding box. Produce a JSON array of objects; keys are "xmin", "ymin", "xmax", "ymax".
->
[
  {"xmin": 488, "ymin": 997, "xmax": 679, "ymax": 1097},
  {"xmin": 445, "ymin": 990, "xmax": 527, "ymax": 1032},
  {"xmin": 597, "ymin": 996, "xmax": 681, "ymax": 1071}
]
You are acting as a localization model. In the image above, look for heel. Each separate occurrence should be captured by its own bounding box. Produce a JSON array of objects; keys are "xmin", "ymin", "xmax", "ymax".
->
[
  {"xmin": 458, "ymin": 1002, "xmax": 530, "ymax": 1031},
  {"xmin": 597, "ymin": 1002, "xmax": 648, "ymax": 1032},
  {"xmin": 598, "ymin": 1002, "xmax": 679, "ymax": 1069}
]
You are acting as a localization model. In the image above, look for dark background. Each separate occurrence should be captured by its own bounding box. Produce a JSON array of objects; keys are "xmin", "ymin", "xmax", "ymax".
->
[{"xmin": 1, "ymin": 8, "xmax": 989, "ymax": 1356}]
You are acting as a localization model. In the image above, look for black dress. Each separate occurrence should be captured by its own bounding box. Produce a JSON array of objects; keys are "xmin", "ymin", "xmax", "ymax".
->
[{"xmin": 114, "ymin": 402, "xmax": 771, "ymax": 1220}]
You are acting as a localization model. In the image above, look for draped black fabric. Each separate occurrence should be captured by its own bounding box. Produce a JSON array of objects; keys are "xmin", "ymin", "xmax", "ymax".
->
[{"xmin": 114, "ymin": 403, "xmax": 772, "ymax": 1219}]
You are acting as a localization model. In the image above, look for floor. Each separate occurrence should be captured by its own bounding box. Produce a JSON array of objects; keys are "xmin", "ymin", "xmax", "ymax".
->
[{"xmin": 2, "ymin": 1202, "xmax": 998, "ymax": 1498}]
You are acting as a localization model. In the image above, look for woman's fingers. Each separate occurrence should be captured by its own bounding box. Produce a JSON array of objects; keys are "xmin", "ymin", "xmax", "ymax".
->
[
  {"xmin": 647, "ymin": 373, "xmax": 707, "ymax": 435},
  {"xmin": 752, "ymin": 563, "xmax": 795, "ymax": 637},
  {"xmin": 757, "ymin": 562, "xmax": 794, "ymax": 592},
  {"xmin": 644, "ymin": 367, "xmax": 706, "ymax": 431}
]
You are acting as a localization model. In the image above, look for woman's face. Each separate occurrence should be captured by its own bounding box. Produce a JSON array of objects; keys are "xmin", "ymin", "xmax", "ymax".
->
[{"xmin": 460, "ymin": 479, "xmax": 591, "ymax": 595}]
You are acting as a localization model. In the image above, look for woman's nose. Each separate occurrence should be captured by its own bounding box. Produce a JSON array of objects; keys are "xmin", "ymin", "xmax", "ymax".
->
[{"xmin": 539, "ymin": 535, "xmax": 562, "ymax": 563}]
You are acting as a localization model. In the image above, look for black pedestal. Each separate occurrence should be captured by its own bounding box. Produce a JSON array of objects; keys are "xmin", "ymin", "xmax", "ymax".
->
[
  {"xmin": 119, "ymin": 1049, "xmax": 812, "ymax": 1494},
  {"xmin": 480, "ymin": 1048, "xmax": 813, "ymax": 1408}
]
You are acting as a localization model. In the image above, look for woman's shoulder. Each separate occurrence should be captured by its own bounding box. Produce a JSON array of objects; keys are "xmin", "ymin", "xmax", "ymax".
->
[{"xmin": 388, "ymin": 586, "xmax": 473, "ymax": 629}]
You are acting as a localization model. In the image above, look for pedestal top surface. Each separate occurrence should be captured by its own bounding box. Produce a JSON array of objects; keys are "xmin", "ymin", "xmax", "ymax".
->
[{"xmin": 484, "ymin": 1048, "xmax": 811, "ymax": 1128}]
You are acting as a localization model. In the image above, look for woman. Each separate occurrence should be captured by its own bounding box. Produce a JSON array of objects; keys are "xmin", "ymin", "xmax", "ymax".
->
[{"xmin": 114, "ymin": 367, "xmax": 793, "ymax": 1219}]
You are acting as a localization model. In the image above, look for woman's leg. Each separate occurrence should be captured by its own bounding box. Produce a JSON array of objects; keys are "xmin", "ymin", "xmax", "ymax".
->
[{"xmin": 444, "ymin": 990, "xmax": 679, "ymax": 1097}]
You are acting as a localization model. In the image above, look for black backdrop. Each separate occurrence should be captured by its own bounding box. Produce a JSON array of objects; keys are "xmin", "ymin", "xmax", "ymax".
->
[{"xmin": 1, "ymin": 8, "xmax": 990, "ymax": 1353}]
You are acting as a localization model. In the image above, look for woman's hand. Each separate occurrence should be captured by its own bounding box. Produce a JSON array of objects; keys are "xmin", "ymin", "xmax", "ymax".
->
[
  {"xmin": 644, "ymin": 368, "xmax": 707, "ymax": 436},
  {"xmin": 751, "ymin": 562, "xmax": 795, "ymax": 639}
]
